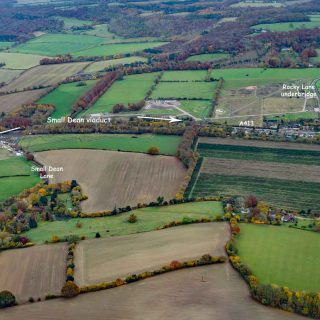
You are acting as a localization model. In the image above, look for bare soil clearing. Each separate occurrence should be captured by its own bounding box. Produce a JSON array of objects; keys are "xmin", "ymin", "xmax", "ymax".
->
[
  {"xmin": 0, "ymin": 62, "xmax": 88, "ymax": 92},
  {"xmin": 0, "ymin": 264, "xmax": 305, "ymax": 320},
  {"xmin": 0, "ymin": 88, "xmax": 49, "ymax": 112},
  {"xmin": 0, "ymin": 243, "xmax": 67, "ymax": 302},
  {"xmin": 202, "ymin": 158, "xmax": 320, "ymax": 183},
  {"xmin": 74, "ymin": 223, "xmax": 229, "ymax": 285},
  {"xmin": 198, "ymin": 137, "xmax": 320, "ymax": 151},
  {"xmin": 35, "ymin": 149, "xmax": 186, "ymax": 212}
]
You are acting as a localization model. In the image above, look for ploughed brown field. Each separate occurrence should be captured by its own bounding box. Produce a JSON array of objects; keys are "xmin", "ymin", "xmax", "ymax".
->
[
  {"xmin": 35, "ymin": 149, "xmax": 186, "ymax": 213},
  {"xmin": 74, "ymin": 223, "xmax": 229, "ymax": 286},
  {"xmin": 0, "ymin": 62, "xmax": 88, "ymax": 93},
  {"xmin": 0, "ymin": 243, "xmax": 67, "ymax": 302},
  {"xmin": 0, "ymin": 88, "xmax": 50, "ymax": 113},
  {"xmin": 0, "ymin": 264, "xmax": 305, "ymax": 320},
  {"xmin": 202, "ymin": 158, "xmax": 320, "ymax": 183},
  {"xmin": 198, "ymin": 137, "xmax": 320, "ymax": 151}
]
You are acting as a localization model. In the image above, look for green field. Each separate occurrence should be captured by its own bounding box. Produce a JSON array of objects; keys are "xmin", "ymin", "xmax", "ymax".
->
[
  {"xmin": 85, "ymin": 56, "xmax": 148, "ymax": 73},
  {"xmin": 19, "ymin": 133, "xmax": 181, "ymax": 155},
  {"xmin": 197, "ymin": 143, "xmax": 320, "ymax": 165},
  {"xmin": 161, "ymin": 70, "xmax": 208, "ymax": 81},
  {"xmin": 210, "ymin": 68, "xmax": 320, "ymax": 89},
  {"xmin": 0, "ymin": 52, "xmax": 47, "ymax": 69},
  {"xmin": 12, "ymin": 33, "xmax": 106, "ymax": 56},
  {"xmin": 252, "ymin": 15, "xmax": 320, "ymax": 32},
  {"xmin": 191, "ymin": 173, "xmax": 320, "ymax": 211},
  {"xmin": 237, "ymin": 224, "xmax": 320, "ymax": 292},
  {"xmin": 186, "ymin": 53, "xmax": 230, "ymax": 62},
  {"xmin": 38, "ymin": 80, "xmax": 97, "ymax": 118},
  {"xmin": 179, "ymin": 100, "xmax": 212, "ymax": 118},
  {"xmin": 265, "ymin": 111, "xmax": 319, "ymax": 121},
  {"xmin": 231, "ymin": 1, "xmax": 283, "ymax": 7},
  {"xmin": 83, "ymin": 72, "xmax": 159, "ymax": 114},
  {"xmin": 0, "ymin": 156, "xmax": 40, "ymax": 201},
  {"xmin": 54, "ymin": 16, "xmax": 92, "ymax": 29},
  {"xmin": 81, "ymin": 24, "xmax": 123, "ymax": 40},
  {"xmin": 151, "ymin": 81, "xmax": 215, "ymax": 100},
  {"xmin": 72, "ymin": 42, "xmax": 167, "ymax": 57},
  {"xmin": 23, "ymin": 201, "xmax": 223, "ymax": 243},
  {"xmin": 0, "ymin": 42, "xmax": 14, "ymax": 50}
]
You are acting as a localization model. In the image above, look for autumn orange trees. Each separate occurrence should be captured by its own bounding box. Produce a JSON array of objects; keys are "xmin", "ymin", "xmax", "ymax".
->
[{"xmin": 71, "ymin": 71, "xmax": 119, "ymax": 116}]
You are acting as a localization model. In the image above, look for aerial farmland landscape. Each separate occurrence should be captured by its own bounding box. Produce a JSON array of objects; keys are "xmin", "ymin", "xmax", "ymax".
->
[{"xmin": 0, "ymin": 0, "xmax": 319, "ymax": 319}]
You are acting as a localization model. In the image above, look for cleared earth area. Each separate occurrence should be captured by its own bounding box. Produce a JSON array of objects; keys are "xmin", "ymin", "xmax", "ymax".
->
[
  {"xmin": 35, "ymin": 149, "xmax": 186, "ymax": 212},
  {"xmin": 0, "ymin": 243, "xmax": 67, "ymax": 302},
  {"xmin": 0, "ymin": 264, "xmax": 305, "ymax": 320},
  {"xmin": 74, "ymin": 223, "xmax": 229, "ymax": 285}
]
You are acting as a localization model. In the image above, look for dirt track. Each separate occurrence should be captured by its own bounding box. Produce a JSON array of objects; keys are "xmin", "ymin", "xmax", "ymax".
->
[
  {"xmin": 0, "ymin": 264, "xmax": 305, "ymax": 320},
  {"xmin": 74, "ymin": 223, "xmax": 229, "ymax": 286},
  {"xmin": 0, "ymin": 243, "xmax": 67, "ymax": 302},
  {"xmin": 35, "ymin": 149, "xmax": 186, "ymax": 213}
]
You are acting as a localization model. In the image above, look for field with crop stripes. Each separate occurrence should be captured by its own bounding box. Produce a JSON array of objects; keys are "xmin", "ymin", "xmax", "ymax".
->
[{"xmin": 187, "ymin": 138, "xmax": 320, "ymax": 211}]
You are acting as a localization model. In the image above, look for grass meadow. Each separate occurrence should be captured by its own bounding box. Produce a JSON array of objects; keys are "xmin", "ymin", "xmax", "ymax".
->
[
  {"xmin": 38, "ymin": 80, "xmax": 97, "ymax": 118},
  {"xmin": 252, "ymin": 15, "xmax": 320, "ymax": 32},
  {"xmin": 0, "ymin": 156, "xmax": 40, "ymax": 201},
  {"xmin": 161, "ymin": 70, "xmax": 208, "ymax": 81},
  {"xmin": 151, "ymin": 81, "xmax": 215, "ymax": 100},
  {"xmin": 0, "ymin": 52, "xmax": 47, "ymax": 69},
  {"xmin": 0, "ymin": 42, "xmax": 14, "ymax": 50},
  {"xmin": 12, "ymin": 33, "xmax": 106, "ymax": 56},
  {"xmin": 210, "ymin": 68, "xmax": 320, "ymax": 89},
  {"xmin": 85, "ymin": 56, "xmax": 148, "ymax": 73},
  {"xmin": 19, "ymin": 133, "xmax": 181, "ymax": 155},
  {"xmin": 72, "ymin": 42, "xmax": 167, "ymax": 57},
  {"xmin": 84, "ymin": 72, "xmax": 159, "ymax": 114},
  {"xmin": 186, "ymin": 53, "xmax": 230, "ymax": 62},
  {"xmin": 237, "ymin": 224, "xmax": 320, "ymax": 292},
  {"xmin": 23, "ymin": 201, "xmax": 223, "ymax": 243}
]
